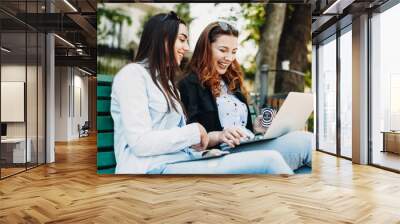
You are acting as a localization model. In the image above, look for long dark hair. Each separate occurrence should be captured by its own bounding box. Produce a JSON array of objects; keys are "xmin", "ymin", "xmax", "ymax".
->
[
  {"xmin": 189, "ymin": 22, "xmax": 247, "ymax": 99},
  {"xmin": 135, "ymin": 12, "xmax": 185, "ymax": 112}
]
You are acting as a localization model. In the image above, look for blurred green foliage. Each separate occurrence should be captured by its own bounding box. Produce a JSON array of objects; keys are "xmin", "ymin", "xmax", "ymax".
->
[
  {"xmin": 175, "ymin": 3, "xmax": 194, "ymax": 25},
  {"xmin": 97, "ymin": 4, "xmax": 133, "ymax": 75},
  {"xmin": 97, "ymin": 59, "xmax": 127, "ymax": 76},
  {"xmin": 136, "ymin": 3, "xmax": 193, "ymax": 43},
  {"xmin": 240, "ymin": 3, "xmax": 265, "ymax": 45},
  {"xmin": 304, "ymin": 70, "xmax": 312, "ymax": 89},
  {"xmin": 97, "ymin": 4, "xmax": 132, "ymax": 43},
  {"xmin": 241, "ymin": 55, "xmax": 257, "ymax": 81},
  {"xmin": 240, "ymin": 3, "xmax": 264, "ymax": 81},
  {"xmin": 307, "ymin": 112, "xmax": 314, "ymax": 132},
  {"xmin": 98, "ymin": 3, "xmax": 195, "ymax": 76}
]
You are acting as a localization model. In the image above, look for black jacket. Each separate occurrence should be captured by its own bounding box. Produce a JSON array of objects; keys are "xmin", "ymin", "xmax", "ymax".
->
[{"xmin": 178, "ymin": 72, "xmax": 253, "ymax": 133}]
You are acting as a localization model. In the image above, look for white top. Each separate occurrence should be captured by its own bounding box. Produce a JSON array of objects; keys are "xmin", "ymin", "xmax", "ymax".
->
[
  {"xmin": 110, "ymin": 63, "xmax": 201, "ymax": 174},
  {"xmin": 216, "ymin": 80, "xmax": 248, "ymax": 129}
]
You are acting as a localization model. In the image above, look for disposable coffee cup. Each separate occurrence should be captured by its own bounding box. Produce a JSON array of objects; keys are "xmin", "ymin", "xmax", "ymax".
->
[{"xmin": 261, "ymin": 107, "xmax": 276, "ymax": 128}]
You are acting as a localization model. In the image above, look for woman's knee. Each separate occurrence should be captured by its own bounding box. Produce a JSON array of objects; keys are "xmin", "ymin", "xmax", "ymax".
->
[
  {"xmin": 255, "ymin": 150, "xmax": 293, "ymax": 174},
  {"xmin": 259, "ymin": 150, "xmax": 282, "ymax": 161},
  {"xmin": 284, "ymin": 131, "xmax": 313, "ymax": 152},
  {"xmin": 289, "ymin": 132, "xmax": 313, "ymax": 166}
]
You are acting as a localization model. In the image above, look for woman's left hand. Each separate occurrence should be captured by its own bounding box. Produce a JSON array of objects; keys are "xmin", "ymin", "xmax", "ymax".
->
[
  {"xmin": 253, "ymin": 115, "xmax": 267, "ymax": 134},
  {"xmin": 191, "ymin": 123, "xmax": 210, "ymax": 151}
]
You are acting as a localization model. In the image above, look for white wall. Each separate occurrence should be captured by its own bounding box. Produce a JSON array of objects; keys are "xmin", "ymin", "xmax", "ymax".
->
[
  {"xmin": 55, "ymin": 66, "xmax": 69, "ymax": 141},
  {"xmin": 71, "ymin": 72, "xmax": 89, "ymax": 139},
  {"xmin": 1, "ymin": 65, "xmax": 25, "ymax": 130},
  {"xmin": 54, "ymin": 67, "xmax": 89, "ymax": 141},
  {"xmin": 1, "ymin": 65, "xmax": 38, "ymax": 138},
  {"xmin": 1, "ymin": 63, "xmax": 46, "ymax": 164},
  {"xmin": 1, "ymin": 82, "xmax": 25, "ymax": 122}
]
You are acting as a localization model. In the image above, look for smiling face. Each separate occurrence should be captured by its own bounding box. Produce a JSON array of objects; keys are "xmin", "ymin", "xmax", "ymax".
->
[
  {"xmin": 211, "ymin": 34, "xmax": 238, "ymax": 75},
  {"xmin": 173, "ymin": 23, "xmax": 190, "ymax": 65}
]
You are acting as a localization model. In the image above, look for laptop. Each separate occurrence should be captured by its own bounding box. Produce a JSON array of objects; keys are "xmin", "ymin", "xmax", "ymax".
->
[{"xmin": 220, "ymin": 92, "xmax": 314, "ymax": 150}]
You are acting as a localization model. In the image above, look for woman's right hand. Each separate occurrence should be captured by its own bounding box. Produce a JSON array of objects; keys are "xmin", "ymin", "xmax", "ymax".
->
[
  {"xmin": 218, "ymin": 127, "xmax": 247, "ymax": 148},
  {"xmin": 253, "ymin": 115, "xmax": 268, "ymax": 134},
  {"xmin": 191, "ymin": 123, "xmax": 209, "ymax": 151}
]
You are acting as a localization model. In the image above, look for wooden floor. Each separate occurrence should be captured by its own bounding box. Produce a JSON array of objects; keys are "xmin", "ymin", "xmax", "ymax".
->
[
  {"xmin": 1, "ymin": 167, "xmax": 26, "ymax": 178},
  {"xmin": 1, "ymin": 135, "xmax": 400, "ymax": 223},
  {"xmin": 1, "ymin": 163, "xmax": 45, "ymax": 178}
]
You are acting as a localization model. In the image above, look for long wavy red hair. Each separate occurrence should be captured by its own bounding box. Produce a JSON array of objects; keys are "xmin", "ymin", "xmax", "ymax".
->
[{"xmin": 189, "ymin": 22, "xmax": 247, "ymax": 99}]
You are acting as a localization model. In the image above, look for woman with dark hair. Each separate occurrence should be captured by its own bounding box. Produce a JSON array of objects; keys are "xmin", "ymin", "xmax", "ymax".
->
[
  {"xmin": 179, "ymin": 21, "xmax": 312, "ymax": 172},
  {"xmin": 111, "ymin": 13, "xmax": 293, "ymax": 174}
]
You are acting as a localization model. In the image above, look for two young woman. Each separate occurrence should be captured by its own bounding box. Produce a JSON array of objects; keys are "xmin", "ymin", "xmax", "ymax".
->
[{"xmin": 111, "ymin": 12, "xmax": 301, "ymax": 174}]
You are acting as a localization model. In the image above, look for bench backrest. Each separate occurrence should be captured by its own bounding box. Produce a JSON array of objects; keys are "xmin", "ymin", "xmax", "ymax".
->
[{"xmin": 97, "ymin": 74, "xmax": 116, "ymax": 174}]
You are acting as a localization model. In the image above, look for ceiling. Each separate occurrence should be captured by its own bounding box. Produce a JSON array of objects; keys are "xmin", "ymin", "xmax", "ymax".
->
[{"xmin": 0, "ymin": 0, "xmax": 96, "ymax": 73}]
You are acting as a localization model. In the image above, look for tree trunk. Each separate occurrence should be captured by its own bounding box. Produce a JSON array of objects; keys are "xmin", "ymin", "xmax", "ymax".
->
[
  {"xmin": 275, "ymin": 5, "xmax": 311, "ymax": 94},
  {"xmin": 255, "ymin": 3, "xmax": 287, "ymax": 97}
]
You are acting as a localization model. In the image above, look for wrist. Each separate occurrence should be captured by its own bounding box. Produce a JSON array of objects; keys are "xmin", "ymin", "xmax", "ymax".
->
[
  {"xmin": 216, "ymin": 131, "xmax": 223, "ymax": 143},
  {"xmin": 187, "ymin": 123, "xmax": 202, "ymax": 145},
  {"xmin": 207, "ymin": 131, "xmax": 222, "ymax": 147},
  {"xmin": 255, "ymin": 127, "xmax": 267, "ymax": 135}
]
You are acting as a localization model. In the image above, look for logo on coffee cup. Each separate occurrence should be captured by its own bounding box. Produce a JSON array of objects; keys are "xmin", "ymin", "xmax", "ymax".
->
[{"xmin": 261, "ymin": 107, "xmax": 276, "ymax": 128}]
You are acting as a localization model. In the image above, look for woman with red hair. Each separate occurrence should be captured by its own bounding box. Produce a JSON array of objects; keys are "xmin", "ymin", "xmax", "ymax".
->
[{"xmin": 179, "ymin": 21, "xmax": 312, "ymax": 172}]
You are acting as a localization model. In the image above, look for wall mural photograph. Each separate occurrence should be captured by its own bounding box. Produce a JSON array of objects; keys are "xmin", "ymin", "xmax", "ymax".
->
[{"xmin": 97, "ymin": 3, "xmax": 313, "ymax": 175}]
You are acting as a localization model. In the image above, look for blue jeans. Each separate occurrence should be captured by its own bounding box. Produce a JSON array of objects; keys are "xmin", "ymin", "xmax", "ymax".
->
[
  {"xmin": 160, "ymin": 131, "xmax": 312, "ymax": 174},
  {"xmin": 233, "ymin": 131, "xmax": 313, "ymax": 171},
  {"xmin": 162, "ymin": 150, "xmax": 293, "ymax": 174}
]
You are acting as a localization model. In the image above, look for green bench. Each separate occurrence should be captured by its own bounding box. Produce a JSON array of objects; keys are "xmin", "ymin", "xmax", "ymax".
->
[{"xmin": 97, "ymin": 74, "xmax": 116, "ymax": 174}]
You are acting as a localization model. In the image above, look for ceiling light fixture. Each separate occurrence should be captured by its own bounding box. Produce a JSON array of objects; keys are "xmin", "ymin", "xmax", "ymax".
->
[
  {"xmin": 63, "ymin": 0, "xmax": 78, "ymax": 12},
  {"xmin": 76, "ymin": 48, "xmax": 84, "ymax": 55},
  {"xmin": 322, "ymin": 0, "xmax": 354, "ymax": 15},
  {"xmin": 54, "ymin": 34, "xmax": 75, "ymax": 48},
  {"xmin": 1, "ymin": 47, "xmax": 11, "ymax": 53},
  {"xmin": 78, "ymin": 67, "xmax": 92, "ymax": 76}
]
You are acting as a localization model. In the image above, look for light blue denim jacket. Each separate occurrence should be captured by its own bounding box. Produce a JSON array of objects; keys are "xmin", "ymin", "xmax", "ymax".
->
[{"xmin": 110, "ymin": 63, "xmax": 201, "ymax": 174}]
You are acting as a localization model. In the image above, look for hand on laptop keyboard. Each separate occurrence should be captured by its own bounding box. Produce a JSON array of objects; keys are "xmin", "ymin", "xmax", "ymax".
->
[
  {"xmin": 217, "ymin": 127, "xmax": 249, "ymax": 148},
  {"xmin": 219, "ymin": 127, "xmax": 256, "ymax": 150},
  {"xmin": 240, "ymin": 127, "xmax": 255, "ymax": 139}
]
